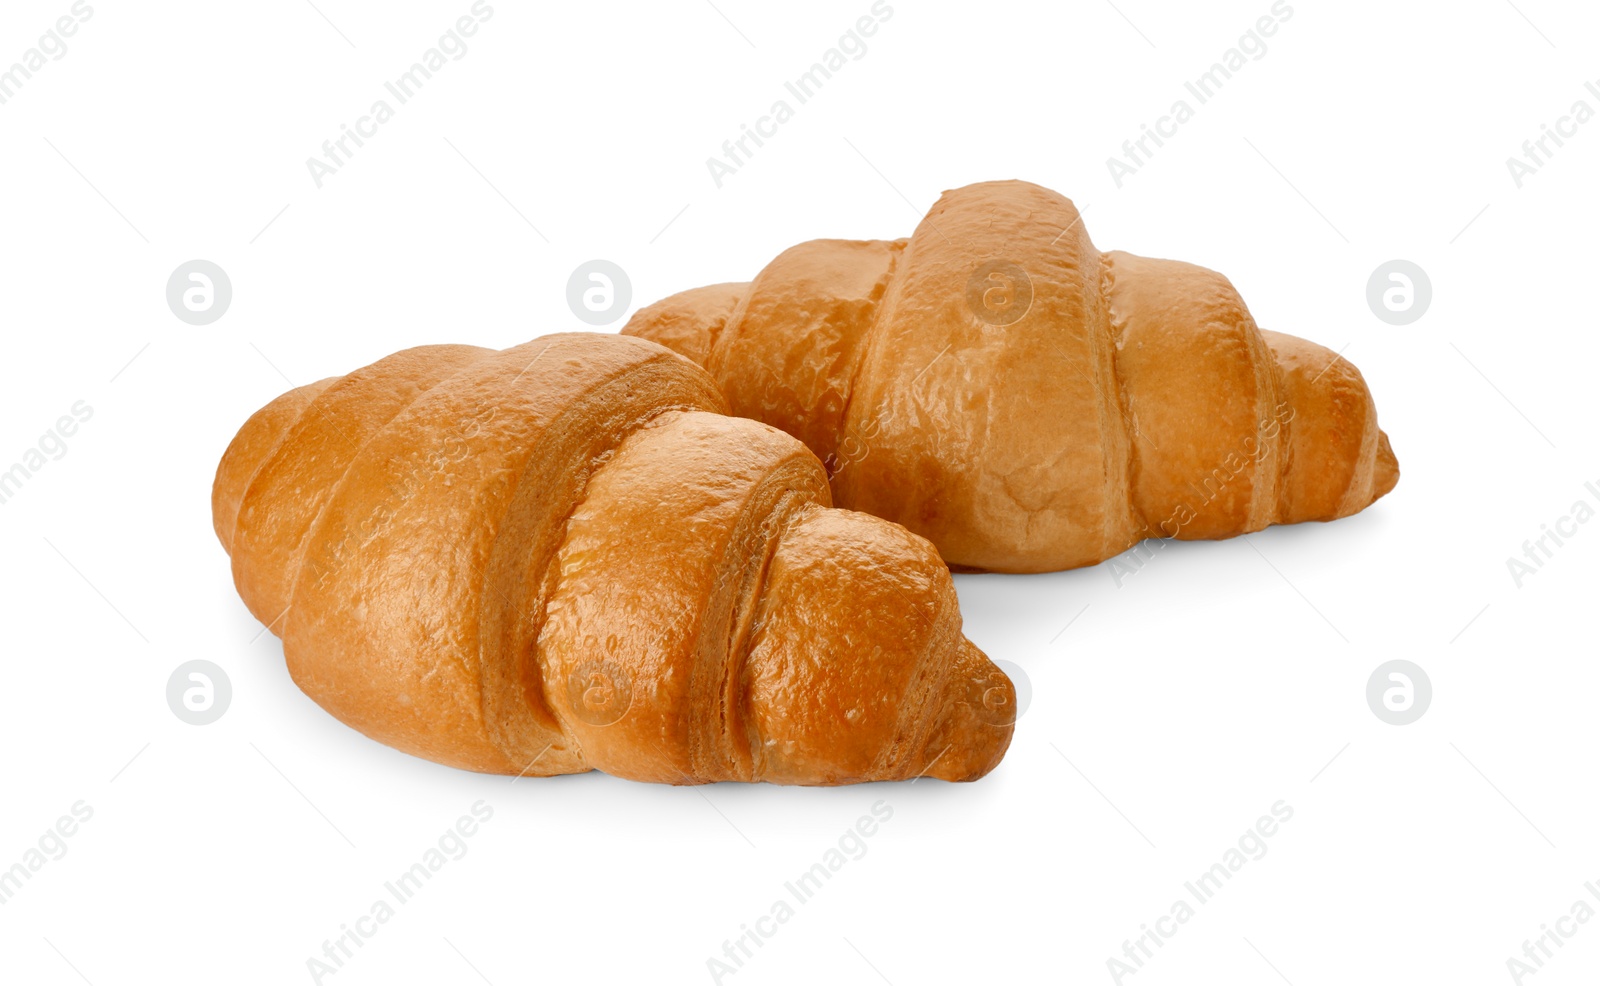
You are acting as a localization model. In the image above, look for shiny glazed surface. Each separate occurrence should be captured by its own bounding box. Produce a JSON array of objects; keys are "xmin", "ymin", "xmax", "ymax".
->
[
  {"xmin": 623, "ymin": 180, "xmax": 1400, "ymax": 573},
  {"xmin": 211, "ymin": 332, "xmax": 1014, "ymax": 784}
]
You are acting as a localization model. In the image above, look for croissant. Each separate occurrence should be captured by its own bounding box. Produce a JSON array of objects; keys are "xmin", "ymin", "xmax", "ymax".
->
[
  {"xmin": 211, "ymin": 333, "xmax": 1012, "ymax": 785},
  {"xmin": 623, "ymin": 180, "xmax": 1400, "ymax": 573}
]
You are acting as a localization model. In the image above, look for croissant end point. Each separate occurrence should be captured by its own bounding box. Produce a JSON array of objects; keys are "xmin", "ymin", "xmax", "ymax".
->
[
  {"xmin": 919, "ymin": 638, "xmax": 1016, "ymax": 783},
  {"xmin": 1373, "ymin": 430, "xmax": 1400, "ymax": 502}
]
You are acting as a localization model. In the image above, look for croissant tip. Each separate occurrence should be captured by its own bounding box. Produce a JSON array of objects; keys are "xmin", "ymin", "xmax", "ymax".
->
[
  {"xmin": 1373, "ymin": 430, "xmax": 1400, "ymax": 502},
  {"xmin": 913, "ymin": 639, "xmax": 1017, "ymax": 782}
]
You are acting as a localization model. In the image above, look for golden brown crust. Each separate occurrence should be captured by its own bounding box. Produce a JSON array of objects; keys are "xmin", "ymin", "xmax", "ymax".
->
[
  {"xmin": 709, "ymin": 239, "xmax": 903, "ymax": 471},
  {"xmin": 537, "ymin": 409, "xmax": 833, "ymax": 783},
  {"xmin": 624, "ymin": 282, "xmax": 746, "ymax": 368},
  {"xmin": 213, "ymin": 332, "xmax": 1012, "ymax": 784},
  {"xmin": 743, "ymin": 506, "xmax": 1002, "ymax": 784},
  {"xmin": 624, "ymin": 179, "xmax": 1399, "ymax": 573},
  {"xmin": 227, "ymin": 345, "xmax": 491, "ymax": 628},
  {"xmin": 1106, "ymin": 251, "xmax": 1284, "ymax": 542},
  {"xmin": 213, "ymin": 377, "xmax": 335, "ymax": 553},
  {"xmin": 832, "ymin": 184, "xmax": 1137, "ymax": 572}
]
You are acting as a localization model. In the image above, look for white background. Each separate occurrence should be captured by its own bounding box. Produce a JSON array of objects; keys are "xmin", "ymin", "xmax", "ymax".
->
[{"xmin": 1, "ymin": 1, "xmax": 1596, "ymax": 983}]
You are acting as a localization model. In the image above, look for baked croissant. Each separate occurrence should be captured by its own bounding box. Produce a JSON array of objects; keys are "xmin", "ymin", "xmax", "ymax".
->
[
  {"xmin": 211, "ymin": 333, "xmax": 1012, "ymax": 785},
  {"xmin": 624, "ymin": 180, "xmax": 1400, "ymax": 573}
]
